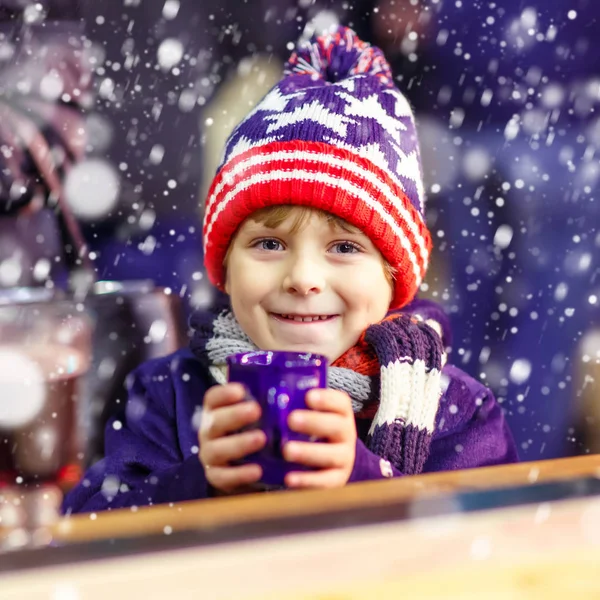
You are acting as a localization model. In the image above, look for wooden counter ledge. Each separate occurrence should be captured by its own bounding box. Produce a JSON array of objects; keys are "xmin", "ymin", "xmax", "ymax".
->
[{"xmin": 53, "ymin": 454, "xmax": 600, "ymax": 544}]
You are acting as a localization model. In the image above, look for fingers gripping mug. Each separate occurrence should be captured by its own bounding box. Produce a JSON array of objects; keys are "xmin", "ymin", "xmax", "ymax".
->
[{"xmin": 226, "ymin": 351, "xmax": 327, "ymax": 487}]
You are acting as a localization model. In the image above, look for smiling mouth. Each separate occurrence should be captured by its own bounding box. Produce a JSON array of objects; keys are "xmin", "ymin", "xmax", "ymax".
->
[{"xmin": 271, "ymin": 313, "xmax": 338, "ymax": 323}]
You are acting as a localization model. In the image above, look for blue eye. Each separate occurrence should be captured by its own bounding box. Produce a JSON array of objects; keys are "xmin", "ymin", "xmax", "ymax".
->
[
  {"xmin": 255, "ymin": 238, "xmax": 283, "ymax": 251},
  {"xmin": 331, "ymin": 242, "xmax": 361, "ymax": 254}
]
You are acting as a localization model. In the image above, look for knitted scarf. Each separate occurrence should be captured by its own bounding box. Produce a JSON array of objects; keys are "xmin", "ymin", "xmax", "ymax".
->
[{"xmin": 190, "ymin": 300, "xmax": 449, "ymax": 475}]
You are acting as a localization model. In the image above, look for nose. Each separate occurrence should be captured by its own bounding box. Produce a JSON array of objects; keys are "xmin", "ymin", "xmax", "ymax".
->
[{"xmin": 282, "ymin": 254, "xmax": 325, "ymax": 296}]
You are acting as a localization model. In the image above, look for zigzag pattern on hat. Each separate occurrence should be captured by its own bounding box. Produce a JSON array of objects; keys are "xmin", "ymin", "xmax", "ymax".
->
[{"xmin": 211, "ymin": 83, "xmax": 425, "ymax": 215}]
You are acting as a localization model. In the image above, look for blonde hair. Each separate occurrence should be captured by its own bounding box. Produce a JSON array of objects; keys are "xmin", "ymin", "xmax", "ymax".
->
[{"xmin": 224, "ymin": 205, "xmax": 396, "ymax": 284}]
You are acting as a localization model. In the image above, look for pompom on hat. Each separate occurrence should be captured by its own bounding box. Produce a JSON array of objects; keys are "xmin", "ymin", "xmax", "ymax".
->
[{"xmin": 203, "ymin": 26, "xmax": 431, "ymax": 309}]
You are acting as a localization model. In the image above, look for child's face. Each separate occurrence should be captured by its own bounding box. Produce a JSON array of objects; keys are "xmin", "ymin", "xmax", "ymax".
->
[{"xmin": 225, "ymin": 209, "xmax": 393, "ymax": 362}]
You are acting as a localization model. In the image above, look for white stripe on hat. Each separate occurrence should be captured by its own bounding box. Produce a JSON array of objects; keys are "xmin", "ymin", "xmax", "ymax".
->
[
  {"xmin": 204, "ymin": 148, "xmax": 429, "ymax": 268},
  {"xmin": 204, "ymin": 167, "xmax": 425, "ymax": 286}
]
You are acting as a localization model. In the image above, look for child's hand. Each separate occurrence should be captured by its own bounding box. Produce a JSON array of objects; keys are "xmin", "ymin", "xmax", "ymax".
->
[
  {"xmin": 283, "ymin": 389, "xmax": 357, "ymax": 489},
  {"xmin": 198, "ymin": 383, "xmax": 266, "ymax": 494}
]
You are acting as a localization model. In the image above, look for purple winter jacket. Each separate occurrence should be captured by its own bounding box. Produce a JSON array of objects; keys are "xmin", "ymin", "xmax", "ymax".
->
[{"xmin": 62, "ymin": 347, "xmax": 518, "ymax": 514}]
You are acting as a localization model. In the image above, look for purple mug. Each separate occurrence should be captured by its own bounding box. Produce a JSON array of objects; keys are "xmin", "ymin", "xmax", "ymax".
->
[{"xmin": 226, "ymin": 351, "xmax": 327, "ymax": 488}]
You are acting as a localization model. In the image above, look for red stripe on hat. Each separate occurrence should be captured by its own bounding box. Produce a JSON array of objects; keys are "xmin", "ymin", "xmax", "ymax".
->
[
  {"xmin": 205, "ymin": 142, "xmax": 427, "ymax": 230},
  {"xmin": 205, "ymin": 155, "xmax": 428, "ymax": 270}
]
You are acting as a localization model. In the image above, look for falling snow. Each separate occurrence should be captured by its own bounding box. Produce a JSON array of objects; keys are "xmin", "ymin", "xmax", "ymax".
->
[{"xmin": 0, "ymin": 1, "xmax": 599, "ymax": 536}]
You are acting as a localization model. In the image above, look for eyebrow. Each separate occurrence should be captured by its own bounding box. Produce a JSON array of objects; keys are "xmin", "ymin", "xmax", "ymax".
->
[
  {"xmin": 329, "ymin": 222, "xmax": 361, "ymax": 234},
  {"xmin": 241, "ymin": 218, "xmax": 366, "ymax": 239},
  {"xmin": 239, "ymin": 221, "xmax": 273, "ymax": 235}
]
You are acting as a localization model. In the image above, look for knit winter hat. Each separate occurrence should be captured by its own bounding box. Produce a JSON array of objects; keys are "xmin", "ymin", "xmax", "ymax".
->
[{"xmin": 203, "ymin": 26, "xmax": 431, "ymax": 309}]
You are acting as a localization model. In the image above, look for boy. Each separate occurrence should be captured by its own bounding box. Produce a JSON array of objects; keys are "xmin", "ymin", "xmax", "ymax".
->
[{"xmin": 63, "ymin": 27, "xmax": 517, "ymax": 513}]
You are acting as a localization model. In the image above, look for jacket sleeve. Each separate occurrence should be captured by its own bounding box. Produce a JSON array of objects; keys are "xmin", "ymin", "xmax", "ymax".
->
[
  {"xmin": 423, "ymin": 385, "xmax": 520, "ymax": 472},
  {"xmin": 62, "ymin": 363, "xmax": 209, "ymax": 514},
  {"xmin": 348, "ymin": 439, "xmax": 404, "ymax": 482},
  {"xmin": 347, "ymin": 370, "xmax": 519, "ymax": 484}
]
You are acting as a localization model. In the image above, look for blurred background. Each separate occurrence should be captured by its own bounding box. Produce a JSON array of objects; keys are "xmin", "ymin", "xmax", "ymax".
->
[{"xmin": 0, "ymin": 0, "xmax": 598, "ymax": 473}]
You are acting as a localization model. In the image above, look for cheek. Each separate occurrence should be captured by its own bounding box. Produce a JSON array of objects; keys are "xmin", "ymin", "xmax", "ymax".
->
[
  {"xmin": 226, "ymin": 255, "xmax": 256, "ymax": 298},
  {"xmin": 228, "ymin": 265, "xmax": 271, "ymax": 320},
  {"xmin": 340, "ymin": 266, "xmax": 392, "ymax": 316},
  {"xmin": 229, "ymin": 278, "xmax": 258, "ymax": 314}
]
